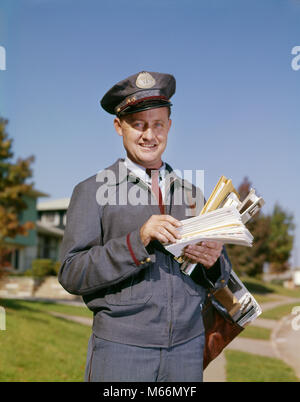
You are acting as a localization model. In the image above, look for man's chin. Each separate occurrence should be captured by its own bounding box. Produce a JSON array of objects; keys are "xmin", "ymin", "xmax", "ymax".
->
[{"xmin": 136, "ymin": 154, "xmax": 162, "ymax": 168}]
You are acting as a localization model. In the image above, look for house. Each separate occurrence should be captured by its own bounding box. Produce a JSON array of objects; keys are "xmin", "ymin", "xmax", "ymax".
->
[
  {"xmin": 293, "ymin": 269, "xmax": 300, "ymax": 287},
  {"xmin": 4, "ymin": 192, "xmax": 70, "ymax": 272},
  {"xmin": 3, "ymin": 189, "xmax": 48, "ymax": 272},
  {"xmin": 0, "ymin": 195, "xmax": 83, "ymax": 300},
  {"xmin": 36, "ymin": 198, "xmax": 70, "ymax": 262}
]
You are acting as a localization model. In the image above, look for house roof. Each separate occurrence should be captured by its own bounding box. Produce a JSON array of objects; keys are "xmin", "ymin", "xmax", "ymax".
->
[
  {"xmin": 37, "ymin": 198, "xmax": 70, "ymax": 211},
  {"xmin": 36, "ymin": 221, "xmax": 65, "ymax": 237}
]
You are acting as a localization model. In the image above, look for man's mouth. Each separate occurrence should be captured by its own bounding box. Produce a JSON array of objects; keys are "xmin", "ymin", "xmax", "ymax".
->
[{"xmin": 139, "ymin": 144, "xmax": 157, "ymax": 149}]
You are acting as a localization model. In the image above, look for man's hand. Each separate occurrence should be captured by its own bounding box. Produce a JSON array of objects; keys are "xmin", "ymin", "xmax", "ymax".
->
[
  {"xmin": 140, "ymin": 215, "xmax": 182, "ymax": 247},
  {"xmin": 183, "ymin": 241, "xmax": 223, "ymax": 269}
]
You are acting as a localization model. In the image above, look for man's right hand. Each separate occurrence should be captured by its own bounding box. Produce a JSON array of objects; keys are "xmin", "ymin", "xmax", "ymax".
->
[{"xmin": 140, "ymin": 215, "xmax": 182, "ymax": 247}]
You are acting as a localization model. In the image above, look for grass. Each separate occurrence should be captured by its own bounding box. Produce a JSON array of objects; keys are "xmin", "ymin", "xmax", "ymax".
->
[
  {"xmin": 250, "ymin": 294, "xmax": 281, "ymax": 304},
  {"xmin": 238, "ymin": 325, "xmax": 271, "ymax": 340},
  {"xmin": 265, "ymin": 283, "xmax": 300, "ymax": 298},
  {"xmin": 225, "ymin": 350, "xmax": 299, "ymax": 382},
  {"xmin": 1, "ymin": 272, "xmax": 299, "ymax": 382},
  {"xmin": 22, "ymin": 299, "xmax": 93, "ymax": 318},
  {"xmin": 260, "ymin": 302, "xmax": 300, "ymax": 320},
  {"xmin": 0, "ymin": 299, "xmax": 91, "ymax": 381},
  {"xmin": 241, "ymin": 276, "xmax": 300, "ymax": 299}
]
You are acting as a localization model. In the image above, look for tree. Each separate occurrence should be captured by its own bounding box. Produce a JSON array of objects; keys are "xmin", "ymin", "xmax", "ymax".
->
[
  {"xmin": 227, "ymin": 212, "xmax": 271, "ymax": 277},
  {"xmin": 267, "ymin": 204, "xmax": 294, "ymax": 273},
  {"xmin": 226, "ymin": 176, "xmax": 295, "ymax": 277},
  {"xmin": 0, "ymin": 117, "xmax": 35, "ymax": 276},
  {"xmin": 226, "ymin": 177, "xmax": 271, "ymax": 277}
]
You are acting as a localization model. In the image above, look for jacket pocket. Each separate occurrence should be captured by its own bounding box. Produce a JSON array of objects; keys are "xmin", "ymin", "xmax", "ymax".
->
[
  {"xmin": 181, "ymin": 271, "xmax": 206, "ymax": 297},
  {"xmin": 105, "ymin": 266, "xmax": 153, "ymax": 305}
]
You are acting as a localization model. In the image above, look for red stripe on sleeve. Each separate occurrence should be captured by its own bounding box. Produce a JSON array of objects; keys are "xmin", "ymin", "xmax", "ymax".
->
[{"xmin": 126, "ymin": 233, "xmax": 140, "ymax": 266}]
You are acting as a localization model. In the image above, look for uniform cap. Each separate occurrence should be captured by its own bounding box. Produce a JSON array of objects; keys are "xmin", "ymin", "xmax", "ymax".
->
[{"xmin": 100, "ymin": 71, "xmax": 176, "ymax": 116}]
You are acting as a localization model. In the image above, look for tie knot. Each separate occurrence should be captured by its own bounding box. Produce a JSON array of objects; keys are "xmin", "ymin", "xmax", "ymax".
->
[
  {"xmin": 145, "ymin": 167, "xmax": 164, "ymax": 214},
  {"xmin": 146, "ymin": 168, "xmax": 159, "ymax": 179}
]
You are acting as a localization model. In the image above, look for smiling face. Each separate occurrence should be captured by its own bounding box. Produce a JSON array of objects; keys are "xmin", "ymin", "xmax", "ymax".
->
[{"xmin": 114, "ymin": 107, "xmax": 172, "ymax": 169}]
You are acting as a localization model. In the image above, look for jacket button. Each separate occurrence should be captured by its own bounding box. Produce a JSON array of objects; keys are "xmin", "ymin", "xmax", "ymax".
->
[{"xmin": 146, "ymin": 257, "xmax": 151, "ymax": 263}]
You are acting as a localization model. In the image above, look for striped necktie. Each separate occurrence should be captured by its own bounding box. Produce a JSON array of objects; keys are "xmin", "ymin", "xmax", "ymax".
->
[{"xmin": 146, "ymin": 168, "xmax": 165, "ymax": 214}]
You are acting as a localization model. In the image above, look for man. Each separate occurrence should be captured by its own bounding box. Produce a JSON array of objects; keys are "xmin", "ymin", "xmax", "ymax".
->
[{"xmin": 59, "ymin": 71, "xmax": 232, "ymax": 382}]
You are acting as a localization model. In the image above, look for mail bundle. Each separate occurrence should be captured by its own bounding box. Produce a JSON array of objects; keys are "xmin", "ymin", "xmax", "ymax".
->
[{"xmin": 164, "ymin": 175, "xmax": 265, "ymax": 329}]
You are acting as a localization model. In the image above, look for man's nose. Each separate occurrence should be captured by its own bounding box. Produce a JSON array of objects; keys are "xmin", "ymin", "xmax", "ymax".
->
[{"xmin": 142, "ymin": 127, "xmax": 154, "ymax": 141}]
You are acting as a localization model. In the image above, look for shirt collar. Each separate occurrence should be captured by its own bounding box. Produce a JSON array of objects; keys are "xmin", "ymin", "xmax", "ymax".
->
[
  {"xmin": 124, "ymin": 156, "xmax": 166, "ymax": 183},
  {"xmin": 109, "ymin": 158, "xmax": 193, "ymax": 192}
]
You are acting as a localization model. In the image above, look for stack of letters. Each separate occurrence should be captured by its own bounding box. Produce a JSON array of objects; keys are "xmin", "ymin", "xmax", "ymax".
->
[
  {"xmin": 165, "ymin": 206, "xmax": 254, "ymax": 259},
  {"xmin": 164, "ymin": 175, "xmax": 265, "ymax": 328}
]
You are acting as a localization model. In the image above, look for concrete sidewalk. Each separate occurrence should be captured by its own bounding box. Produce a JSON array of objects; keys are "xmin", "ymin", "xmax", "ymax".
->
[
  {"xmin": 203, "ymin": 316, "xmax": 278, "ymax": 382},
  {"xmin": 203, "ymin": 352, "xmax": 226, "ymax": 382},
  {"xmin": 271, "ymin": 314, "xmax": 300, "ymax": 379},
  {"xmin": 203, "ymin": 296, "xmax": 300, "ymax": 382},
  {"xmin": 49, "ymin": 311, "xmax": 93, "ymax": 326}
]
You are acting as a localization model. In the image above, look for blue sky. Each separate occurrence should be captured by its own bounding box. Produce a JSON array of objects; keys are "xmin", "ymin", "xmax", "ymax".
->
[{"xmin": 0, "ymin": 0, "xmax": 300, "ymax": 266}]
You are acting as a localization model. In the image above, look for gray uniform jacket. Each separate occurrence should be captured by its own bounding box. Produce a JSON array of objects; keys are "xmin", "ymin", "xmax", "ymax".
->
[{"xmin": 59, "ymin": 159, "xmax": 232, "ymax": 348}]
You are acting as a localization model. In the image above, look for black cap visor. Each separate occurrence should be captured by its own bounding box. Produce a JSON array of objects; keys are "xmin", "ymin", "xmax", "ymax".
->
[{"xmin": 118, "ymin": 99, "xmax": 172, "ymax": 116}]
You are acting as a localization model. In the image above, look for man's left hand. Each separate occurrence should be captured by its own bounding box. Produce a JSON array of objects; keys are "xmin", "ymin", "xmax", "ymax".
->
[{"xmin": 183, "ymin": 241, "xmax": 223, "ymax": 269}]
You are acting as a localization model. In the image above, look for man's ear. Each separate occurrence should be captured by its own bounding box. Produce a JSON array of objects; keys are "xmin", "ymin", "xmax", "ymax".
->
[
  {"xmin": 168, "ymin": 118, "xmax": 172, "ymax": 131},
  {"xmin": 114, "ymin": 117, "xmax": 123, "ymax": 137}
]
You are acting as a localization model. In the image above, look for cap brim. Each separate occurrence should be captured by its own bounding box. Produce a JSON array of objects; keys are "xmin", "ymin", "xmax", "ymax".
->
[{"xmin": 118, "ymin": 100, "xmax": 172, "ymax": 116}]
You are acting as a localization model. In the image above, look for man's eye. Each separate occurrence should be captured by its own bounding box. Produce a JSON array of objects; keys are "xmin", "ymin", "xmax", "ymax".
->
[{"xmin": 133, "ymin": 123, "xmax": 143, "ymax": 128}]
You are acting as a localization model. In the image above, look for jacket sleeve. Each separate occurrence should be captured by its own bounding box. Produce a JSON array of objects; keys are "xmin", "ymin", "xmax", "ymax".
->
[
  {"xmin": 58, "ymin": 180, "xmax": 152, "ymax": 296},
  {"xmin": 198, "ymin": 246, "xmax": 232, "ymax": 289}
]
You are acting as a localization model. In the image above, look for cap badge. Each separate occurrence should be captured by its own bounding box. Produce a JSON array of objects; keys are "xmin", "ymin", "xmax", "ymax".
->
[{"xmin": 135, "ymin": 72, "xmax": 156, "ymax": 89}]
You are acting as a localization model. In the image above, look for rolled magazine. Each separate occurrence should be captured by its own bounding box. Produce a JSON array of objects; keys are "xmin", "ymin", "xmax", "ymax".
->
[{"xmin": 219, "ymin": 271, "xmax": 262, "ymax": 327}]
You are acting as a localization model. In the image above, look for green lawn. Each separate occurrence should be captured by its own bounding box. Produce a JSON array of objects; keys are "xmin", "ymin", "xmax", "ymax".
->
[
  {"xmin": 0, "ymin": 299, "xmax": 91, "ymax": 381},
  {"xmin": 241, "ymin": 276, "xmax": 300, "ymax": 299},
  {"xmin": 21, "ymin": 299, "xmax": 93, "ymax": 318},
  {"xmin": 238, "ymin": 325, "xmax": 271, "ymax": 340},
  {"xmin": 225, "ymin": 350, "xmax": 299, "ymax": 382},
  {"xmin": 1, "ymin": 295, "xmax": 299, "ymax": 382},
  {"xmin": 250, "ymin": 294, "xmax": 281, "ymax": 304},
  {"xmin": 260, "ymin": 302, "xmax": 300, "ymax": 320}
]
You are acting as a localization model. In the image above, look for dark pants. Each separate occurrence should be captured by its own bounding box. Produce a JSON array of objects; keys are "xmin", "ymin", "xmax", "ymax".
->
[{"xmin": 85, "ymin": 333, "xmax": 205, "ymax": 382}]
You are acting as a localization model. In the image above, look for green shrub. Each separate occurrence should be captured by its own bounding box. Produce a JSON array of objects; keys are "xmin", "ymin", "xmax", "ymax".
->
[
  {"xmin": 53, "ymin": 261, "xmax": 61, "ymax": 276},
  {"xmin": 25, "ymin": 259, "xmax": 57, "ymax": 277},
  {"xmin": 270, "ymin": 278, "xmax": 284, "ymax": 286}
]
